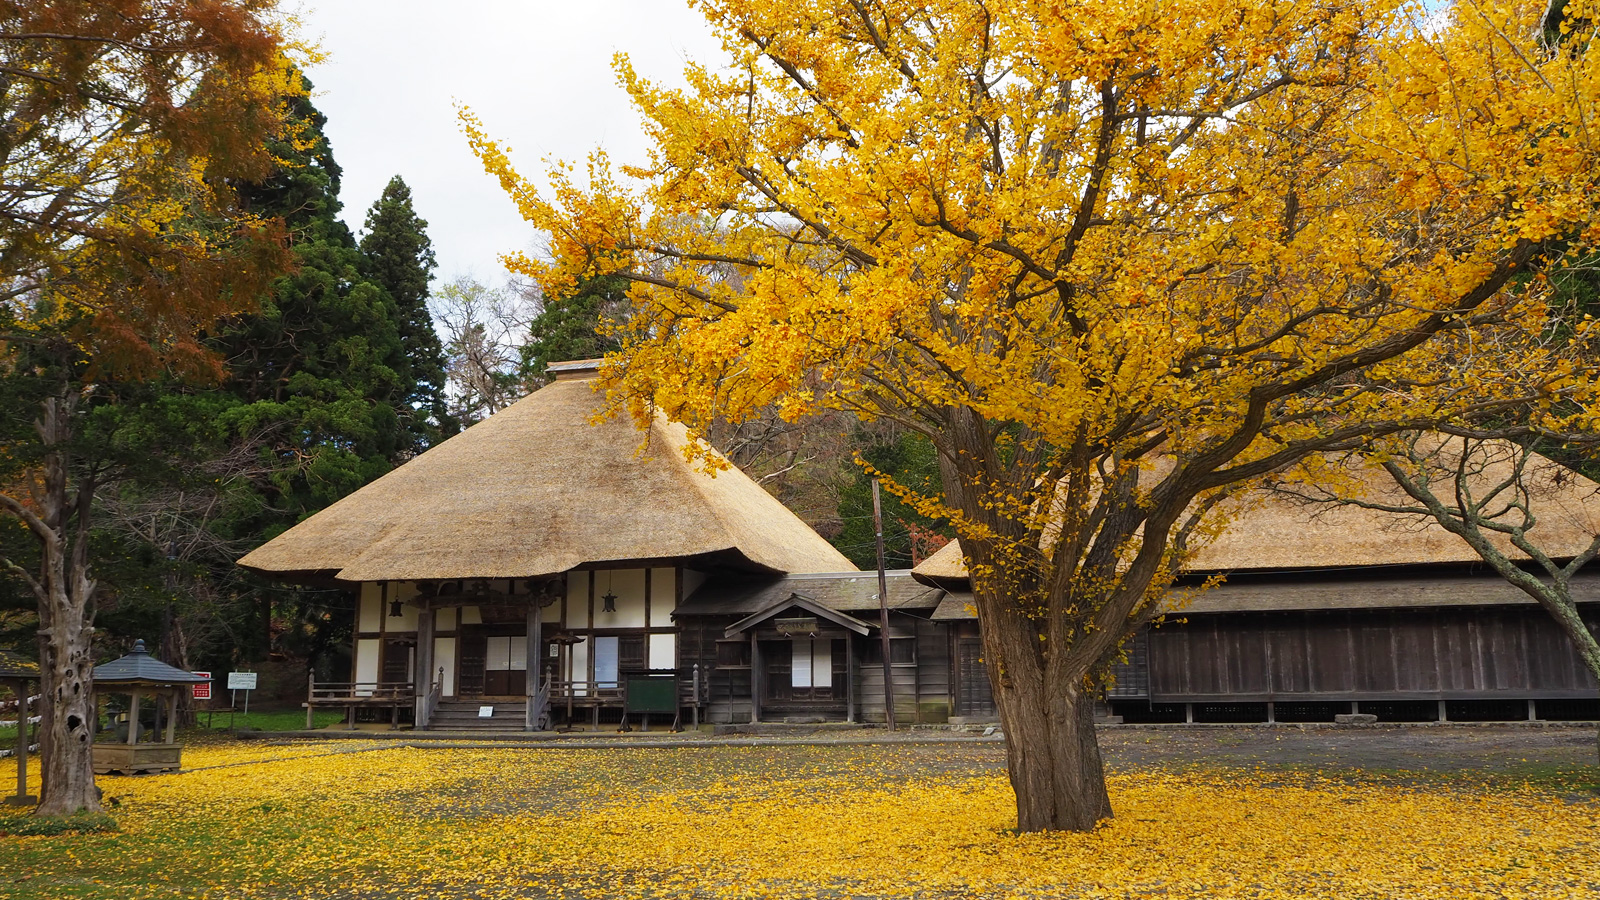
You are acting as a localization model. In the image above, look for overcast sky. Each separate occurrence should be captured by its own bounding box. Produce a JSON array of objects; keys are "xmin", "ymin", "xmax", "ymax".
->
[{"xmin": 290, "ymin": 1, "xmax": 724, "ymax": 287}]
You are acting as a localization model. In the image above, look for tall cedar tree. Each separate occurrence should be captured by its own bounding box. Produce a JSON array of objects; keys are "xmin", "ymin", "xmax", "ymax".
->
[
  {"xmin": 520, "ymin": 275, "xmax": 627, "ymax": 383},
  {"xmin": 217, "ymin": 77, "xmax": 413, "ymax": 519},
  {"xmin": 359, "ymin": 176, "xmax": 456, "ymax": 448},
  {"xmin": 210, "ymin": 79, "xmax": 440, "ymax": 662}
]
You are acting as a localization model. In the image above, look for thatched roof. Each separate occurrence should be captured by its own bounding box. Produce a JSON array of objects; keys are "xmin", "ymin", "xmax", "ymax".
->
[
  {"xmin": 913, "ymin": 442, "xmax": 1600, "ymax": 584},
  {"xmin": 238, "ymin": 372, "xmax": 856, "ymax": 582}
]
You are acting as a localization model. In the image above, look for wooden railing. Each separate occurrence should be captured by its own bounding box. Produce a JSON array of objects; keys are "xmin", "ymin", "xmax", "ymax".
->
[
  {"xmin": 305, "ymin": 676, "xmax": 415, "ymax": 730},
  {"xmin": 418, "ymin": 668, "xmax": 444, "ymax": 729}
]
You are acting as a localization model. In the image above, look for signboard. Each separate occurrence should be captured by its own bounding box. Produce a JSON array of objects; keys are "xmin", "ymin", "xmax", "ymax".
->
[
  {"xmin": 478, "ymin": 705, "xmax": 494, "ymax": 718},
  {"xmin": 227, "ymin": 672, "xmax": 258, "ymax": 690},
  {"xmin": 623, "ymin": 671, "xmax": 679, "ymax": 715},
  {"xmin": 192, "ymin": 671, "xmax": 212, "ymax": 701}
]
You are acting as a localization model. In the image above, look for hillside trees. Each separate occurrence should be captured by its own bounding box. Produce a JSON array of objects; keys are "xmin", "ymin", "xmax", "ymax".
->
[
  {"xmin": 469, "ymin": 0, "xmax": 1600, "ymax": 831},
  {"xmin": 0, "ymin": 0, "xmax": 299, "ymax": 815}
]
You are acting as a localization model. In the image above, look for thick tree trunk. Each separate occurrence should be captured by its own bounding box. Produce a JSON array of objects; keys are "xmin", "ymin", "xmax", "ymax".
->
[
  {"xmin": 985, "ymin": 617, "xmax": 1113, "ymax": 832},
  {"xmin": 36, "ymin": 615, "xmax": 98, "ymax": 816},
  {"xmin": 2, "ymin": 391, "xmax": 103, "ymax": 816}
]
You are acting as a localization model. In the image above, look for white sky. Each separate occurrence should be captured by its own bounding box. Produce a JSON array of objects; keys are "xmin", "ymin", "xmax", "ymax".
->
[{"xmin": 291, "ymin": 1, "xmax": 724, "ymax": 286}]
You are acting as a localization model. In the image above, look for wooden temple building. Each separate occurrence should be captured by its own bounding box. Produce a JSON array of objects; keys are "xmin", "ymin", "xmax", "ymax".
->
[
  {"xmin": 241, "ymin": 361, "xmax": 1600, "ymax": 729},
  {"xmin": 238, "ymin": 360, "xmax": 861, "ymax": 730},
  {"xmin": 912, "ymin": 456, "xmax": 1600, "ymax": 724}
]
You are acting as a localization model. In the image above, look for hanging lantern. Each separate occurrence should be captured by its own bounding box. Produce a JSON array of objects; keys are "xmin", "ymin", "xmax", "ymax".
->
[
  {"xmin": 388, "ymin": 597, "xmax": 404, "ymax": 617},
  {"xmin": 601, "ymin": 570, "xmax": 617, "ymax": 613}
]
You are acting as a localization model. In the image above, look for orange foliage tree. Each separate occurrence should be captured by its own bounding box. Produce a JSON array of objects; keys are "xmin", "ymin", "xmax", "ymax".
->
[
  {"xmin": 468, "ymin": 0, "xmax": 1600, "ymax": 831},
  {"xmin": 0, "ymin": 0, "xmax": 300, "ymax": 815}
]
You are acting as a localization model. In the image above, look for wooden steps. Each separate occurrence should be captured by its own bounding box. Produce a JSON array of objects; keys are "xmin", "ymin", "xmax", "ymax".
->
[{"xmin": 427, "ymin": 698, "xmax": 528, "ymax": 731}]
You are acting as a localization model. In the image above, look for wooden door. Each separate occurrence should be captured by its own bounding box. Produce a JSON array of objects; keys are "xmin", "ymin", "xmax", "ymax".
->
[
  {"xmin": 482, "ymin": 635, "xmax": 527, "ymax": 696},
  {"xmin": 381, "ymin": 639, "xmax": 413, "ymax": 685},
  {"xmin": 458, "ymin": 632, "xmax": 487, "ymax": 696},
  {"xmin": 956, "ymin": 639, "xmax": 995, "ymax": 716}
]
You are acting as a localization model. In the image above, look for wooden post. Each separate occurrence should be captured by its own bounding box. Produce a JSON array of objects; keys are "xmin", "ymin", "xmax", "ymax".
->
[
  {"xmin": 845, "ymin": 632, "xmax": 855, "ymax": 723},
  {"xmin": 873, "ymin": 479, "xmax": 896, "ymax": 731},
  {"xmin": 415, "ymin": 608, "xmax": 435, "ymax": 729},
  {"xmin": 306, "ymin": 672, "xmax": 315, "ymax": 730},
  {"xmin": 7, "ymin": 679, "xmax": 31, "ymax": 805},
  {"xmin": 164, "ymin": 691, "xmax": 177, "ymax": 744},
  {"xmin": 526, "ymin": 601, "xmax": 541, "ymax": 731},
  {"xmin": 128, "ymin": 691, "xmax": 141, "ymax": 745},
  {"xmin": 1438, "ymin": 699, "xmax": 1448, "ymax": 722},
  {"xmin": 749, "ymin": 630, "xmax": 761, "ymax": 724}
]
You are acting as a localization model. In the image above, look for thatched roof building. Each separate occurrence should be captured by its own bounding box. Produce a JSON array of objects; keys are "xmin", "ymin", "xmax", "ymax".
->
[
  {"xmin": 913, "ymin": 444, "xmax": 1600, "ymax": 585},
  {"xmin": 239, "ymin": 364, "xmax": 855, "ymax": 583}
]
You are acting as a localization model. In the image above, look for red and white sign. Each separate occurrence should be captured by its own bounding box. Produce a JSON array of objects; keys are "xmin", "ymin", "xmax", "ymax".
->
[{"xmin": 192, "ymin": 671, "xmax": 212, "ymax": 701}]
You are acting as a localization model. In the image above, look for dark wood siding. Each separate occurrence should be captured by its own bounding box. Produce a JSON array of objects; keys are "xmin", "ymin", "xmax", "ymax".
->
[{"xmin": 1149, "ymin": 607, "xmax": 1600, "ymax": 701}]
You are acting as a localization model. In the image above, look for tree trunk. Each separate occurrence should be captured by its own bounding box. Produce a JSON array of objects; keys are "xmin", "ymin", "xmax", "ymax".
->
[
  {"xmin": 1545, "ymin": 603, "xmax": 1600, "ymax": 765},
  {"xmin": 36, "ymin": 614, "xmax": 98, "ymax": 816},
  {"xmin": 2, "ymin": 391, "xmax": 103, "ymax": 816},
  {"xmin": 985, "ymin": 616, "xmax": 1113, "ymax": 832}
]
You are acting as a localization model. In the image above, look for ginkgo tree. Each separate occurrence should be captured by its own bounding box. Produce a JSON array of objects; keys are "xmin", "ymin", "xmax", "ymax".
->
[{"xmin": 469, "ymin": 0, "xmax": 1600, "ymax": 831}]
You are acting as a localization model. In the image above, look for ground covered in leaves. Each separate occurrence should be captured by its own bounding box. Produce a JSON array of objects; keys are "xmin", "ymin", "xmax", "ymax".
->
[{"xmin": 1, "ymin": 727, "xmax": 1597, "ymax": 899}]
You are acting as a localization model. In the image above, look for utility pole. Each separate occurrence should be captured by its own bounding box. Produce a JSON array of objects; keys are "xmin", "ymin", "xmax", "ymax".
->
[{"xmin": 873, "ymin": 479, "xmax": 896, "ymax": 731}]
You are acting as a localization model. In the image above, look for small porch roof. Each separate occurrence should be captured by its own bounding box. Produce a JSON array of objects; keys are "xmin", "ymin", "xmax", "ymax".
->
[{"xmin": 725, "ymin": 593, "xmax": 875, "ymax": 638}]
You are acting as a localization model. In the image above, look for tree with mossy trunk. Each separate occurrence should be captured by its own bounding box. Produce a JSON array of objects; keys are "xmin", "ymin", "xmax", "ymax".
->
[
  {"xmin": 0, "ymin": 1, "xmax": 299, "ymax": 816},
  {"xmin": 466, "ymin": 0, "xmax": 1600, "ymax": 831}
]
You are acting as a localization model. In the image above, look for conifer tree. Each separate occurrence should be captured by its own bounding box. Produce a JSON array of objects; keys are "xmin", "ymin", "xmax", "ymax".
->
[
  {"xmin": 217, "ymin": 76, "xmax": 411, "ymax": 522},
  {"xmin": 360, "ymin": 176, "xmax": 454, "ymax": 447}
]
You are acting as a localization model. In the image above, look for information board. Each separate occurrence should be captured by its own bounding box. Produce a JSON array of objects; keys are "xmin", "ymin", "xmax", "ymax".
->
[
  {"xmin": 227, "ymin": 672, "xmax": 258, "ymax": 690},
  {"xmin": 192, "ymin": 671, "xmax": 211, "ymax": 700},
  {"xmin": 623, "ymin": 671, "xmax": 679, "ymax": 714}
]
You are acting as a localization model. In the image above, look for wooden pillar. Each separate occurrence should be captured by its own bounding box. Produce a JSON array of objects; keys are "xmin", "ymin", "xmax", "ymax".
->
[
  {"xmin": 415, "ymin": 608, "xmax": 435, "ymax": 728},
  {"xmin": 845, "ymin": 632, "xmax": 855, "ymax": 723},
  {"xmin": 1266, "ymin": 701, "xmax": 1276, "ymax": 725},
  {"xmin": 1438, "ymin": 699, "xmax": 1448, "ymax": 722},
  {"xmin": 128, "ymin": 691, "xmax": 142, "ymax": 745},
  {"xmin": 749, "ymin": 631, "xmax": 761, "ymax": 724},
  {"xmin": 1527, "ymin": 699, "xmax": 1537, "ymax": 722},
  {"xmin": 525, "ymin": 601, "xmax": 542, "ymax": 731},
  {"xmin": 307, "ymin": 672, "xmax": 316, "ymax": 730},
  {"xmin": 165, "ymin": 691, "xmax": 177, "ymax": 744},
  {"xmin": 6, "ymin": 679, "xmax": 31, "ymax": 805}
]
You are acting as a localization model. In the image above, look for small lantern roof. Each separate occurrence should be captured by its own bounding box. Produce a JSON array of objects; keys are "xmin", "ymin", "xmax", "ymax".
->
[
  {"xmin": 93, "ymin": 640, "xmax": 210, "ymax": 686},
  {"xmin": 0, "ymin": 648, "xmax": 39, "ymax": 680}
]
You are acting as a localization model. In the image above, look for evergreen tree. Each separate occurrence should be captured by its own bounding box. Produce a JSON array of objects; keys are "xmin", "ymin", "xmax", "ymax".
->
[
  {"xmin": 216, "ymin": 76, "xmax": 411, "ymax": 521},
  {"xmin": 519, "ymin": 274, "xmax": 628, "ymax": 383},
  {"xmin": 832, "ymin": 429, "xmax": 949, "ymax": 570},
  {"xmin": 359, "ymin": 175, "xmax": 455, "ymax": 448}
]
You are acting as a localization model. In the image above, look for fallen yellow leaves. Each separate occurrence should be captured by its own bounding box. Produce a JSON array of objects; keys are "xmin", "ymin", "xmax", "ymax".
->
[{"xmin": 2, "ymin": 744, "xmax": 1595, "ymax": 899}]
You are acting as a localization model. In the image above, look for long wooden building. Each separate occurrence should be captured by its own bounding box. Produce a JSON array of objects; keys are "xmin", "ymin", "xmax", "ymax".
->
[
  {"xmin": 241, "ymin": 361, "xmax": 1600, "ymax": 728},
  {"xmin": 911, "ymin": 458, "xmax": 1600, "ymax": 724}
]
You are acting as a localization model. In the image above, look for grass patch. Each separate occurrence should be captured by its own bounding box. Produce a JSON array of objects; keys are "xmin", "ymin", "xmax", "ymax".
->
[
  {"xmin": 187, "ymin": 708, "xmax": 345, "ymax": 733},
  {"xmin": 0, "ymin": 809, "xmax": 118, "ymax": 836}
]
